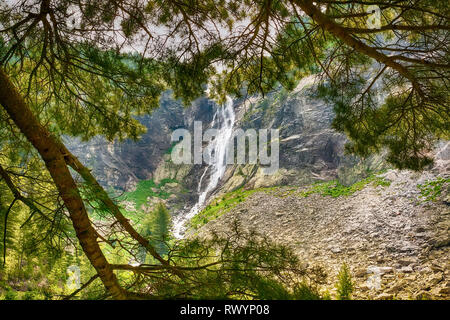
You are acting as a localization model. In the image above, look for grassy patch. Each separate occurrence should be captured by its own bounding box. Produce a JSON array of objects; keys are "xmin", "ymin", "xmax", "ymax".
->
[
  {"xmin": 119, "ymin": 178, "xmax": 178, "ymax": 210},
  {"xmin": 188, "ymin": 187, "xmax": 275, "ymax": 231},
  {"xmin": 298, "ymin": 175, "xmax": 390, "ymax": 198},
  {"xmin": 89, "ymin": 178, "xmax": 179, "ymax": 224},
  {"xmin": 418, "ymin": 176, "xmax": 450, "ymax": 202}
]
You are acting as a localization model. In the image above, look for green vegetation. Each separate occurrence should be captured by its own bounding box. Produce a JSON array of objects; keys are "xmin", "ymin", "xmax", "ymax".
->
[
  {"xmin": 298, "ymin": 175, "xmax": 390, "ymax": 198},
  {"xmin": 418, "ymin": 177, "xmax": 450, "ymax": 202},
  {"xmin": 3, "ymin": 288, "xmax": 18, "ymax": 300},
  {"xmin": 120, "ymin": 178, "xmax": 177, "ymax": 210},
  {"xmin": 0, "ymin": 226, "xmax": 101, "ymax": 300},
  {"xmin": 188, "ymin": 187, "xmax": 276, "ymax": 231},
  {"xmin": 140, "ymin": 203, "xmax": 172, "ymax": 257},
  {"xmin": 0, "ymin": 0, "xmax": 447, "ymax": 300},
  {"xmin": 130, "ymin": 221, "xmax": 329, "ymax": 300},
  {"xmin": 189, "ymin": 174, "xmax": 390, "ymax": 231},
  {"xmin": 164, "ymin": 141, "xmax": 178, "ymax": 155},
  {"xmin": 336, "ymin": 263, "xmax": 354, "ymax": 300}
]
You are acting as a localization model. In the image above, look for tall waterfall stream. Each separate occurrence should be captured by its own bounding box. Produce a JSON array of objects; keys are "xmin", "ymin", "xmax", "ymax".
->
[{"xmin": 172, "ymin": 96, "xmax": 235, "ymax": 238}]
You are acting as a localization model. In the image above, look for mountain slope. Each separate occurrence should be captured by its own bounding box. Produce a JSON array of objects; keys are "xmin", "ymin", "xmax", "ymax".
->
[{"xmin": 194, "ymin": 163, "xmax": 450, "ymax": 299}]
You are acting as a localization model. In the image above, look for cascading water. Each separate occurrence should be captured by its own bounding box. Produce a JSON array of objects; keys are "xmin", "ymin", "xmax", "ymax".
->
[{"xmin": 172, "ymin": 96, "xmax": 235, "ymax": 238}]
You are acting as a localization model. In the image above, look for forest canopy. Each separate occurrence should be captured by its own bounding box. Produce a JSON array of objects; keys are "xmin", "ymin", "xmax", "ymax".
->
[{"xmin": 0, "ymin": 0, "xmax": 448, "ymax": 299}]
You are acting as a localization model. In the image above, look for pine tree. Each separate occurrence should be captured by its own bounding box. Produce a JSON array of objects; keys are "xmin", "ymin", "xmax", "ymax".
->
[
  {"xmin": 139, "ymin": 202, "xmax": 171, "ymax": 259},
  {"xmin": 0, "ymin": 0, "xmax": 448, "ymax": 298},
  {"xmin": 336, "ymin": 263, "xmax": 354, "ymax": 300}
]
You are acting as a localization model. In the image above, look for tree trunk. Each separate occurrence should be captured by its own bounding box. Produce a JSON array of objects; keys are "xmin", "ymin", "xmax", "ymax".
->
[{"xmin": 0, "ymin": 68, "xmax": 126, "ymax": 299}]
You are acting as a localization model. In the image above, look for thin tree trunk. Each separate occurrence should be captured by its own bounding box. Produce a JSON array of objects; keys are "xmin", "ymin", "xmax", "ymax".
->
[
  {"xmin": 0, "ymin": 68, "xmax": 126, "ymax": 299},
  {"xmin": 60, "ymin": 146, "xmax": 169, "ymax": 264},
  {"xmin": 58, "ymin": 145, "xmax": 183, "ymax": 277}
]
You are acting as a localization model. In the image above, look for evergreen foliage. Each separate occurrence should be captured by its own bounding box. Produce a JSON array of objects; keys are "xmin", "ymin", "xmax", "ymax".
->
[
  {"xmin": 336, "ymin": 263, "xmax": 354, "ymax": 300},
  {"xmin": 0, "ymin": 0, "xmax": 448, "ymax": 299},
  {"xmin": 140, "ymin": 202, "xmax": 171, "ymax": 257}
]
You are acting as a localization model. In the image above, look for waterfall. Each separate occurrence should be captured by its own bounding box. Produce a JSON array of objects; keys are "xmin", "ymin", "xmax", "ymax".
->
[{"xmin": 172, "ymin": 96, "xmax": 235, "ymax": 238}]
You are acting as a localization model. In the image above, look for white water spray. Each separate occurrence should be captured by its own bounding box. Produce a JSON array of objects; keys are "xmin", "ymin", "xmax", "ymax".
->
[{"xmin": 172, "ymin": 96, "xmax": 235, "ymax": 238}]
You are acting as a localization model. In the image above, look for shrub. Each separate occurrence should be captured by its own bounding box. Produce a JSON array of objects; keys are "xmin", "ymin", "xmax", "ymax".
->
[
  {"xmin": 4, "ymin": 288, "xmax": 18, "ymax": 300},
  {"xmin": 299, "ymin": 175, "xmax": 390, "ymax": 198},
  {"xmin": 336, "ymin": 263, "xmax": 353, "ymax": 300},
  {"xmin": 293, "ymin": 283, "xmax": 322, "ymax": 300},
  {"xmin": 23, "ymin": 290, "xmax": 40, "ymax": 300}
]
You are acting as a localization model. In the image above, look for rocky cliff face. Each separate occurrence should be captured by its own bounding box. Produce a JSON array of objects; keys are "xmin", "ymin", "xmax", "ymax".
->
[
  {"xmin": 69, "ymin": 77, "xmax": 386, "ymax": 215},
  {"xmin": 203, "ymin": 77, "xmax": 386, "ymax": 203},
  {"xmin": 69, "ymin": 76, "xmax": 383, "ymax": 194},
  {"xmin": 66, "ymin": 92, "xmax": 216, "ymax": 192}
]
